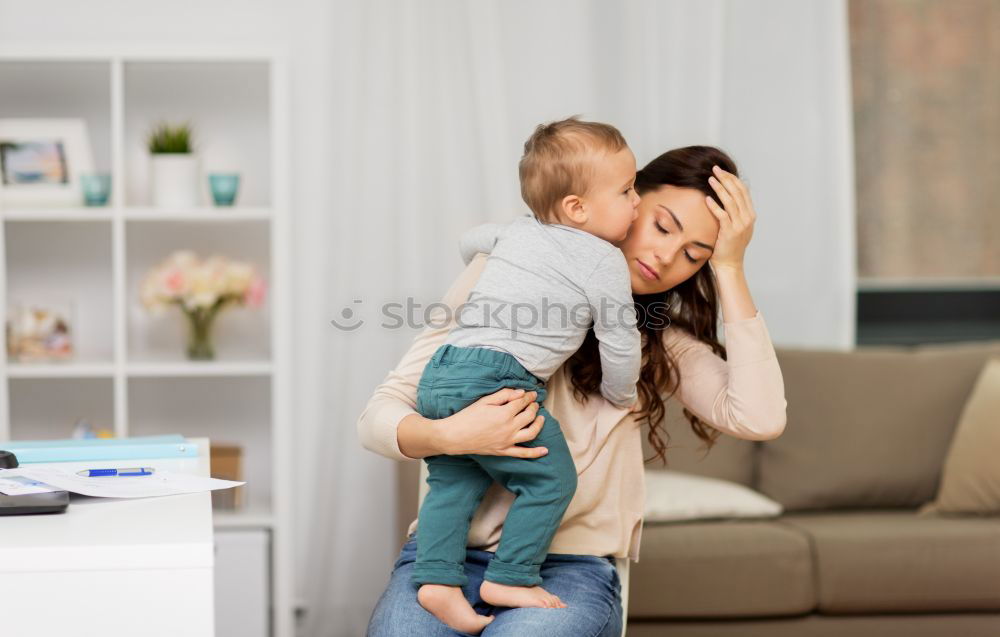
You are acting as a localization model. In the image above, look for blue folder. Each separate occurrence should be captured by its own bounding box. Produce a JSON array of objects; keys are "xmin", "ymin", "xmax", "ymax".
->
[{"xmin": 3, "ymin": 434, "xmax": 198, "ymax": 464}]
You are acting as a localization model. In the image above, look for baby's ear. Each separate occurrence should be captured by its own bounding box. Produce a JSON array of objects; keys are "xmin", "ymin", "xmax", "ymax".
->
[{"xmin": 559, "ymin": 194, "xmax": 587, "ymax": 224}]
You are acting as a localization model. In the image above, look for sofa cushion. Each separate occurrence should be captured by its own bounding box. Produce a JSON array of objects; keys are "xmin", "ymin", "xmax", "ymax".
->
[
  {"xmin": 779, "ymin": 509, "xmax": 1000, "ymax": 613},
  {"xmin": 920, "ymin": 357, "xmax": 1000, "ymax": 516},
  {"xmin": 644, "ymin": 469, "xmax": 782, "ymax": 523},
  {"xmin": 630, "ymin": 519, "xmax": 815, "ymax": 618},
  {"xmin": 648, "ymin": 398, "xmax": 756, "ymax": 487},
  {"xmin": 758, "ymin": 341, "xmax": 1000, "ymax": 511}
]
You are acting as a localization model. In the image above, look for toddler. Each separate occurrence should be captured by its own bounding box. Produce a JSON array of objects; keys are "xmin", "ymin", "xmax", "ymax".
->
[{"xmin": 413, "ymin": 117, "xmax": 642, "ymax": 634}]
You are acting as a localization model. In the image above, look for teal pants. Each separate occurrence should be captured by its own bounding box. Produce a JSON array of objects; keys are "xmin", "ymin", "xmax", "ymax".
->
[{"xmin": 412, "ymin": 344, "xmax": 578, "ymax": 588}]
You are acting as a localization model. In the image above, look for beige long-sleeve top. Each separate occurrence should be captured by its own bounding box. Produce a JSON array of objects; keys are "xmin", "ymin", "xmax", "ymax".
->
[{"xmin": 357, "ymin": 254, "xmax": 787, "ymax": 561}]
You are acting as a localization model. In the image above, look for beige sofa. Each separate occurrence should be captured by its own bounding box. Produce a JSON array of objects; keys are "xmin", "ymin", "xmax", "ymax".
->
[{"xmin": 628, "ymin": 340, "xmax": 1000, "ymax": 637}]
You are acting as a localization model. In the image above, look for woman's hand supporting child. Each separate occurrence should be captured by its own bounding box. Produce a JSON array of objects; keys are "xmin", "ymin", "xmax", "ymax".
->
[{"xmin": 397, "ymin": 388, "xmax": 549, "ymax": 460}]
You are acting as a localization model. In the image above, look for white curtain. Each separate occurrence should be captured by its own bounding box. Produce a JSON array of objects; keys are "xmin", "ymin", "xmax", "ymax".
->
[{"xmin": 288, "ymin": 1, "xmax": 854, "ymax": 635}]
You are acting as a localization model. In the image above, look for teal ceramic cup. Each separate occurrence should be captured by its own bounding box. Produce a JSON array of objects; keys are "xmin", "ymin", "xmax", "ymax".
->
[
  {"xmin": 80, "ymin": 173, "xmax": 111, "ymax": 206},
  {"xmin": 208, "ymin": 173, "xmax": 241, "ymax": 206}
]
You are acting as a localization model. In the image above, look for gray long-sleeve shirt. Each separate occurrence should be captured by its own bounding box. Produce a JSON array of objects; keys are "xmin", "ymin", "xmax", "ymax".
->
[{"xmin": 444, "ymin": 215, "xmax": 640, "ymax": 408}]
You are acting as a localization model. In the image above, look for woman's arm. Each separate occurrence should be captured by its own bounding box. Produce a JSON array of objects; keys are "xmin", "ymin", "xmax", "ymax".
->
[
  {"xmin": 357, "ymin": 253, "xmax": 549, "ymax": 460},
  {"xmin": 661, "ymin": 165, "xmax": 786, "ymax": 440},
  {"xmin": 705, "ymin": 164, "xmax": 759, "ymax": 323},
  {"xmin": 394, "ymin": 390, "xmax": 546, "ymax": 459},
  {"xmin": 664, "ymin": 313, "xmax": 787, "ymax": 441}
]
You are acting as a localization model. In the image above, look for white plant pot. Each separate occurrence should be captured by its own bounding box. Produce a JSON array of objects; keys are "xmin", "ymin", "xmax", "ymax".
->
[{"xmin": 150, "ymin": 154, "xmax": 200, "ymax": 208}]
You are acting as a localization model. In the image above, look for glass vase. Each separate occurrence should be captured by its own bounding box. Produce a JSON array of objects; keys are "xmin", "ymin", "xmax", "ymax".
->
[{"xmin": 185, "ymin": 308, "xmax": 218, "ymax": 361}]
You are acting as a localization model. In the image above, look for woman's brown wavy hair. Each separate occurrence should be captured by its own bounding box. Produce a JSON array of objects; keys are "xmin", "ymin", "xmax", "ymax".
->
[{"xmin": 566, "ymin": 146, "xmax": 738, "ymax": 464}]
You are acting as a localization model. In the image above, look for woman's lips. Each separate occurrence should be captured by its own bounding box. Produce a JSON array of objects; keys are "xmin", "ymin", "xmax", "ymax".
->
[{"xmin": 636, "ymin": 259, "xmax": 660, "ymax": 281}]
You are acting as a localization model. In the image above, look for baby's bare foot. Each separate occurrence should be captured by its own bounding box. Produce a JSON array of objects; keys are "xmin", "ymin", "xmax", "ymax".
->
[
  {"xmin": 417, "ymin": 584, "xmax": 494, "ymax": 635},
  {"xmin": 480, "ymin": 580, "xmax": 567, "ymax": 609}
]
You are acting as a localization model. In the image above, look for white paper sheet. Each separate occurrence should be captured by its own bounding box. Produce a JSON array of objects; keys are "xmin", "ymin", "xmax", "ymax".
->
[{"xmin": 0, "ymin": 467, "xmax": 244, "ymax": 499}]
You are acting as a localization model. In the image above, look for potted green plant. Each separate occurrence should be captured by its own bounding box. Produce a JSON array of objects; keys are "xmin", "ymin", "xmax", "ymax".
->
[{"xmin": 147, "ymin": 120, "xmax": 199, "ymax": 207}]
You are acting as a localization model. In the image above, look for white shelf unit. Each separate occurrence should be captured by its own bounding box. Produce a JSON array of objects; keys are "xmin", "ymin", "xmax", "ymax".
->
[{"xmin": 0, "ymin": 47, "xmax": 293, "ymax": 637}]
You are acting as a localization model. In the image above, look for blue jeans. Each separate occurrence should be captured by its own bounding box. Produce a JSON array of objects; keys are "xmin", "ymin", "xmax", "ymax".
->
[{"xmin": 366, "ymin": 537, "xmax": 623, "ymax": 636}]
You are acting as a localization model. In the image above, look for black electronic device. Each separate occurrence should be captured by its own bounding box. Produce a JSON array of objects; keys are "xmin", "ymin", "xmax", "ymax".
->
[{"xmin": 0, "ymin": 450, "xmax": 70, "ymax": 515}]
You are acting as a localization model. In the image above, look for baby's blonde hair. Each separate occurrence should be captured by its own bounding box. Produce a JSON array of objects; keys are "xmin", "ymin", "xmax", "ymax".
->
[{"xmin": 518, "ymin": 116, "xmax": 628, "ymax": 222}]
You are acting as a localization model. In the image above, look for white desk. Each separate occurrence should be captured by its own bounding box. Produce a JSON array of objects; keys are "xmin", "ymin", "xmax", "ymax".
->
[{"xmin": 0, "ymin": 437, "xmax": 215, "ymax": 637}]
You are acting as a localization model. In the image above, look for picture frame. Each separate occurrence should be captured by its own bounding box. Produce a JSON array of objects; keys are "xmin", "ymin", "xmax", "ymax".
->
[{"xmin": 0, "ymin": 118, "xmax": 94, "ymax": 208}]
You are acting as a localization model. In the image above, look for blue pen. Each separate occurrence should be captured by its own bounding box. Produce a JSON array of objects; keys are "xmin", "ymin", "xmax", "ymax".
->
[{"xmin": 76, "ymin": 467, "xmax": 156, "ymax": 477}]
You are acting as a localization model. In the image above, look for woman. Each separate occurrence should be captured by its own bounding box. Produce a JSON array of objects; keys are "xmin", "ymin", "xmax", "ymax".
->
[{"xmin": 359, "ymin": 146, "xmax": 787, "ymax": 636}]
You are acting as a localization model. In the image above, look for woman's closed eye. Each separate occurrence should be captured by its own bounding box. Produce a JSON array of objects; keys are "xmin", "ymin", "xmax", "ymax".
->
[{"xmin": 655, "ymin": 221, "xmax": 700, "ymax": 264}]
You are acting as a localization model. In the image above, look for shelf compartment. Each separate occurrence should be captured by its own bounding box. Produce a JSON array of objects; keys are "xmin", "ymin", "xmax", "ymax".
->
[
  {"xmin": 8, "ymin": 377, "xmax": 114, "ymax": 441},
  {"xmin": 125, "ymin": 220, "xmax": 271, "ymax": 363},
  {"xmin": 128, "ymin": 376, "xmax": 273, "ymax": 514},
  {"xmin": 0, "ymin": 60, "xmax": 112, "ymax": 179},
  {"xmin": 5, "ymin": 220, "xmax": 115, "ymax": 362},
  {"xmin": 123, "ymin": 61, "xmax": 272, "ymax": 208}
]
